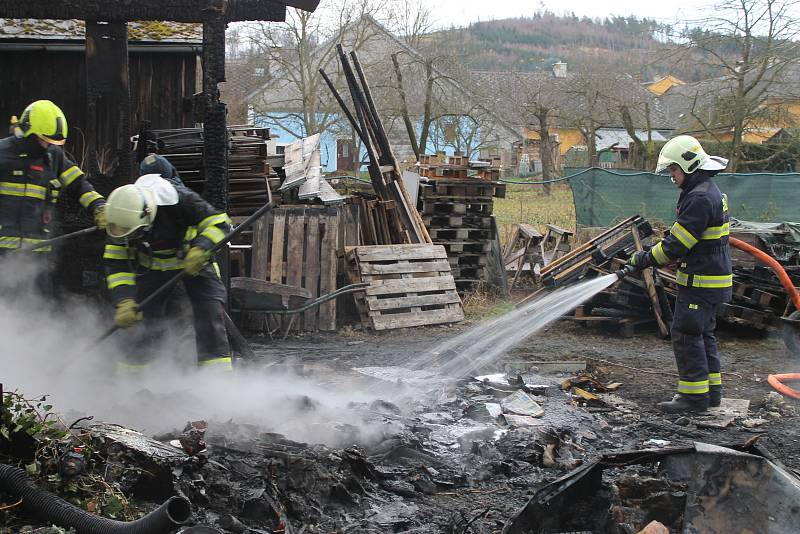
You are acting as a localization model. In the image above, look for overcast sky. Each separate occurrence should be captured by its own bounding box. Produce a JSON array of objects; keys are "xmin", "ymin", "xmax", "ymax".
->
[{"xmin": 428, "ymin": 0, "xmax": 716, "ymax": 27}]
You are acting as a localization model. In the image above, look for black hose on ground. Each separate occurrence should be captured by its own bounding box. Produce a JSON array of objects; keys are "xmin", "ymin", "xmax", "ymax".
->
[{"xmin": 0, "ymin": 463, "xmax": 191, "ymax": 534}]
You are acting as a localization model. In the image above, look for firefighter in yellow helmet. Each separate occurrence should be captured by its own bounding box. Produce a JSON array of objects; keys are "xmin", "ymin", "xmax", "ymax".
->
[
  {"xmin": 103, "ymin": 173, "xmax": 233, "ymax": 372},
  {"xmin": 627, "ymin": 135, "xmax": 732, "ymax": 414},
  {"xmin": 0, "ymin": 100, "xmax": 106, "ymax": 292}
]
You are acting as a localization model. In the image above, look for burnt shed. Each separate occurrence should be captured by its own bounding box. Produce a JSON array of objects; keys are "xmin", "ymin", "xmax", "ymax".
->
[
  {"xmin": 0, "ymin": 0, "xmax": 320, "ymax": 294},
  {"xmin": 0, "ymin": 19, "xmax": 201, "ymax": 190}
]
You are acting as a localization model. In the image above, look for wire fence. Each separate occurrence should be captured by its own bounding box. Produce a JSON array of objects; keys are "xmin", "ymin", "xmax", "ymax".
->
[{"xmin": 564, "ymin": 167, "xmax": 800, "ymax": 227}]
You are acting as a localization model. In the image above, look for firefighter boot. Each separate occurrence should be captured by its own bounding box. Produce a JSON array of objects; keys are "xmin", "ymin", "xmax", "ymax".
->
[
  {"xmin": 657, "ymin": 393, "xmax": 709, "ymax": 414},
  {"xmin": 709, "ymin": 386, "xmax": 722, "ymax": 408}
]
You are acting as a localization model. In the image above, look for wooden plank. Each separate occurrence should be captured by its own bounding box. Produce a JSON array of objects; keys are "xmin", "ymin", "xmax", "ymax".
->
[
  {"xmin": 269, "ymin": 212, "xmax": 286, "ymax": 283},
  {"xmin": 631, "ymin": 227, "xmax": 669, "ymax": 338},
  {"xmin": 366, "ymin": 276, "xmax": 456, "ymax": 296},
  {"xmin": 358, "ymin": 259, "xmax": 452, "ymax": 275},
  {"xmin": 371, "ymin": 307, "xmax": 464, "ymax": 330},
  {"xmin": 304, "ymin": 212, "xmax": 321, "ymax": 331},
  {"xmin": 354, "ymin": 244, "xmax": 448, "ymax": 262},
  {"xmin": 365, "ymin": 292, "xmax": 461, "ymax": 311},
  {"xmin": 285, "ymin": 211, "xmax": 306, "ymax": 332},
  {"xmin": 251, "ymin": 215, "xmax": 271, "ymax": 280},
  {"xmin": 286, "ymin": 212, "xmax": 306, "ymax": 289},
  {"xmin": 318, "ymin": 214, "xmax": 339, "ymax": 331}
]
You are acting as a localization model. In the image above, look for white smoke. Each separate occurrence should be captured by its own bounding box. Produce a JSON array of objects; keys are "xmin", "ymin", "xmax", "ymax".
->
[{"xmin": 0, "ymin": 254, "xmax": 401, "ymax": 448}]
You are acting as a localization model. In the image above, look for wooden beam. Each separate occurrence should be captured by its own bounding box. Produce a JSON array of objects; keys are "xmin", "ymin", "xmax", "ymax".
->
[
  {"xmin": 0, "ymin": 0, "xmax": 288, "ymax": 22},
  {"xmin": 631, "ymin": 227, "xmax": 670, "ymax": 338},
  {"xmin": 85, "ymin": 20, "xmax": 131, "ymax": 188},
  {"xmin": 201, "ymin": 16, "xmax": 229, "ymax": 210}
]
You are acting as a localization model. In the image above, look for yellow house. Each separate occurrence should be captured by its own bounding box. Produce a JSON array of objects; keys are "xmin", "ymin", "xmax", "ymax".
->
[
  {"xmin": 647, "ymin": 75, "xmax": 685, "ymax": 96},
  {"xmin": 524, "ymin": 127, "xmax": 585, "ymax": 155},
  {"xmin": 695, "ymin": 99, "xmax": 799, "ymax": 144}
]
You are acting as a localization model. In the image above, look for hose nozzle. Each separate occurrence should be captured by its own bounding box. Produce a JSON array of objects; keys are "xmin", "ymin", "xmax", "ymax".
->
[{"xmin": 616, "ymin": 264, "xmax": 636, "ymax": 280}]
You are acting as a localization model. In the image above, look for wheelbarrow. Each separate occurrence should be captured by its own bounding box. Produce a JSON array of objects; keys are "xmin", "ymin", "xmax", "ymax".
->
[
  {"xmin": 229, "ymin": 277, "xmax": 369, "ymax": 339},
  {"xmin": 729, "ymin": 237, "xmax": 800, "ymax": 355}
]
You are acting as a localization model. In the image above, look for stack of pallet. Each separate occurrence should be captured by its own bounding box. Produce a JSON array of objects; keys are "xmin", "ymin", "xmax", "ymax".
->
[
  {"xmin": 140, "ymin": 126, "xmax": 274, "ymax": 216},
  {"xmin": 518, "ymin": 216, "xmax": 670, "ymax": 337},
  {"xmin": 533, "ymin": 217, "xmax": 800, "ymax": 337},
  {"xmin": 417, "ymin": 154, "xmax": 469, "ymax": 179},
  {"xmin": 345, "ymin": 244, "xmax": 464, "ymax": 330},
  {"xmin": 417, "ymin": 154, "xmax": 501, "ymax": 181},
  {"xmin": 418, "ymin": 179, "xmax": 506, "ymax": 292}
]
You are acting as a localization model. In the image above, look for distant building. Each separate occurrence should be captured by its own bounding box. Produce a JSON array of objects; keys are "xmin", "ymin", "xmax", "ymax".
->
[{"xmin": 646, "ymin": 75, "xmax": 685, "ymax": 96}]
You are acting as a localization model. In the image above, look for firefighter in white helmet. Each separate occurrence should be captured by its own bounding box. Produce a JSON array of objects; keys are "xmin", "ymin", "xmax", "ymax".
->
[
  {"xmin": 627, "ymin": 135, "xmax": 732, "ymax": 413},
  {"xmin": 104, "ymin": 173, "xmax": 233, "ymax": 372}
]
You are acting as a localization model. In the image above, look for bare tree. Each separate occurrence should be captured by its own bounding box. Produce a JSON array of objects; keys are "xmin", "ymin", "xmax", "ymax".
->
[
  {"xmin": 514, "ymin": 72, "xmax": 568, "ymax": 192},
  {"xmin": 243, "ymin": 0, "xmax": 391, "ymax": 140},
  {"xmin": 566, "ymin": 69, "xmax": 618, "ymax": 167},
  {"xmin": 676, "ymin": 0, "xmax": 800, "ymax": 170}
]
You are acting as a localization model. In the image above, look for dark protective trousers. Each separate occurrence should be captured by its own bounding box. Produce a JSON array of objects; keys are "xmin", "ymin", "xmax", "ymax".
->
[
  {"xmin": 671, "ymin": 296, "xmax": 722, "ymax": 397},
  {"xmin": 123, "ymin": 264, "xmax": 230, "ymax": 367}
]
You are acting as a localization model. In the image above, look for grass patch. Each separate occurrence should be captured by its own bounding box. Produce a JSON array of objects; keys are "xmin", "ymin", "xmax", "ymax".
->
[
  {"xmin": 461, "ymin": 283, "xmax": 516, "ymax": 321},
  {"xmin": 494, "ymin": 183, "xmax": 576, "ymax": 247}
]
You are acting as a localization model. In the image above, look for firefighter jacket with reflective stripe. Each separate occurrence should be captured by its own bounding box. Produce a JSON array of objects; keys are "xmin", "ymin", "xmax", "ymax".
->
[
  {"xmin": 104, "ymin": 182, "xmax": 232, "ymax": 302},
  {"xmin": 646, "ymin": 172, "xmax": 733, "ymax": 305},
  {"xmin": 0, "ymin": 135, "xmax": 105, "ymax": 251}
]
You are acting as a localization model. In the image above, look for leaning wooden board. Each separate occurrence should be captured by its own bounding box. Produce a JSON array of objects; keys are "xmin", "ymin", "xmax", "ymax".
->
[
  {"xmin": 345, "ymin": 244, "xmax": 464, "ymax": 330},
  {"xmin": 247, "ymin": 205, "xmax": 358, "ymax": 332}
]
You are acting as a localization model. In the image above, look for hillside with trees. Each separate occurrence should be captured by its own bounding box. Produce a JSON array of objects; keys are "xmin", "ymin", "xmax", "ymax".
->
[{"xmin": 434, "ymin": 12, "xmax": 717, "ymax": 81}]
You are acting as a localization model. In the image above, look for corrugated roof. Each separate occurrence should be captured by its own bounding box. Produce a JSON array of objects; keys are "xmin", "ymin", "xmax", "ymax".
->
[
  {"xmin": 0, "ymin": 18, "xmax": 202, "ymax": 43},
  {"xmin": 595, "ymin": 128, "xmax": 667, "ymax": 150}
]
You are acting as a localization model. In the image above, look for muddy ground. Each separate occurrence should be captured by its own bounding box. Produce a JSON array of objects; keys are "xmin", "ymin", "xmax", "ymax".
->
[
  {"xmin": 215, "ymin": 316, "xmax": 800, "ymax": 533},
  {"xmin": 3, "ymin": 315, "xmax": 798, "ymax": 533}
]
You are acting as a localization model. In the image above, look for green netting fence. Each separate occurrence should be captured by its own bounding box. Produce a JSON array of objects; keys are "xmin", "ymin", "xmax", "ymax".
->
[{"xmin": 566, "ymin": 167, "xmax": 800, "ymax": 228}]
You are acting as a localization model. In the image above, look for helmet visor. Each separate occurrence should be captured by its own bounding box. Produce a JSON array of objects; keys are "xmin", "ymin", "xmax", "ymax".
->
[
  {"xmin": 655, "ymin": 154, "xmax": 674, "ymax": 174},
  {"xmin": 108, "ymin": 222, "xmax": 134, "ymax": 238},
  {"xmin": 37, "ymin": 133, "xmax": 66, "ymax": 146}
]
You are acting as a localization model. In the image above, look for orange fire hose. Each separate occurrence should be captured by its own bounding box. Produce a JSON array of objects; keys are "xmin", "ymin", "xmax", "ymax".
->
[
  {"xmin": 728, "ymin": 237, "xmax": 800, "ymax": 313},
  {"xmin": 767, "ymin": 374, "xmax": 800, "ymax": 400},
  {"xmin": 729, "ymin": 237, "xmax": 800, "ymax": 399}
]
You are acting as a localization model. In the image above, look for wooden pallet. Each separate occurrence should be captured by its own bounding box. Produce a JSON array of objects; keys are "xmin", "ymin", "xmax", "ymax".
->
[
  {"xmin": 448, "ymin": 254, "xmax": 489, "ymax": 267},
  {"xmin": 421, "ymin": 180, "xmax": 506, "ymax": 199},
  {"xmin": 569, "ymin": 305, "xmax": 655, "ymax": 337},
  {"xmin": 422, "ymin": 214, "xmax": 493, "ymax": 228},
  {"xmin": 428, "ymin": 227, "xmax": 494, "ymax": 241},
  {"xmin": 449, "ymin": 266, "xmax": 484, "ymax": 278},
  {"xmin": 418, "ymin": 164, "xmax": 469, "ymax": 180},
  {"xmin": 718, "ymin": 303, "xmax": 780, "ymax": 330},
  {"xmin": 439, "ymin": 241, "xmax": 493, "ymax": 254},
  {"xmin": 247, "ymin": 205, "xmax": 359, "ymax": 332},
  {"xmin": 733, "ymin": 281, "xmax": 787, "ymax": 313},
  {"xmin": 345, "ymin": 244, "xmax": 464, "ymax": 330},
  {"xmin": 419, "ymin": 200, "xmax": 494, "ymax": 216}
]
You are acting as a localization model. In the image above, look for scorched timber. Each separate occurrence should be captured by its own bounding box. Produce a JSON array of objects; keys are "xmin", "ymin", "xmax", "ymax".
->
[{"xmin": 0, "ymin": 0, "xmax": 323, "ymax": 22}]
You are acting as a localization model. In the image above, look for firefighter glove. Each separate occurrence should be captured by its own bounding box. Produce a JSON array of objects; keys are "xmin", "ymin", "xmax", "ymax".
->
[
  {"xmin": 115, "ymin": 299, "xmax": 143, "ymax": 328},
  {"xmin": 627, "ymin": 251, "xmax": 651, "ymax": 272},
  {"xmin": 184, "ymin": 246, "xmax": 208, "ymax": 276},
  {"xmin": 93, "ymin": 205, "xmax": 107, "ymax": 231}
]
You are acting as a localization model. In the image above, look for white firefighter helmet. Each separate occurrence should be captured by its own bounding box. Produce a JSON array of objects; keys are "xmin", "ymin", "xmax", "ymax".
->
[
  {"xmin": 105, "ymin": 183, "xmax": 157, "ymax": 240},
  {"xmin": 656, "ymin": 135, "xmax": 728, "ymax": 174}
]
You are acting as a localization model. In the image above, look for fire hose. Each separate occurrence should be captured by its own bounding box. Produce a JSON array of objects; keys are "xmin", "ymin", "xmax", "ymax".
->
[
  {"xmin": 618, "ymin": 238, "xmax": 800, "ymax": 397},
  {"xmin": 728, "ymin": 237, "xmax": 800, "ymax": 399},
  {"xmin": 11, "ymin": 226, "xmax": 99, "ymax": 253},
  {"xmin": 0, "ymin": 463, "xmax": 190, "ymax": 534}
]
